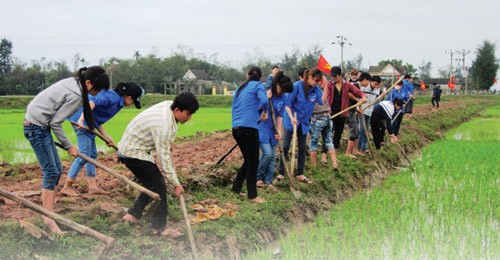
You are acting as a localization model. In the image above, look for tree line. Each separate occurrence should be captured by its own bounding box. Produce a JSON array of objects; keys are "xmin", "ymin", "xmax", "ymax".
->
[{"xmin": 0, "ymin": 38, "xmax": 497, "ymax": 96}]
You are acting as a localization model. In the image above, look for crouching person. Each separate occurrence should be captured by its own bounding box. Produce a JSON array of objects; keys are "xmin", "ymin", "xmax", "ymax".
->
[
  {"xmin": 118, "ymin": 92, "xmax": 199, "ymax": 237},
  {"xmin": 370, "ymin": 98, "xmax": 404, "ymax": 149}
]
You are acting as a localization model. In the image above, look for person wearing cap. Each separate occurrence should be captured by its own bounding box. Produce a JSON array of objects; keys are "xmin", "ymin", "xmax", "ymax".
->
[
  {"xmin": 119, "ymin": 92, "xmax": 199, "ymax": 237},
  {"xmin": 323, "ymin": 66, "xmax": 367, "ymax": 159},
  {"xmin": 61, "ymin": 82, "xmax": 144, "ymax": 196}
]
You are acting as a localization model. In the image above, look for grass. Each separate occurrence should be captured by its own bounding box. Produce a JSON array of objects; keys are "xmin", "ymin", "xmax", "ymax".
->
[
  {"xmin": 0, "ymin": 107, "xmax": 231, "ymax": 164},
  {"xmin": 247, "ymin": 105, "xmax": 500, "ymax": 259}
]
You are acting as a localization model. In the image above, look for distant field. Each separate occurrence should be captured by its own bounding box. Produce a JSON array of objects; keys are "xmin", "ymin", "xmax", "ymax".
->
[
  {"xmin": 0, "ymin": 107, "xmax": 231, "ymax": 164},
  {"xmin": 0, "ymin": 94, "xmax": 233, "ymax": 109}
]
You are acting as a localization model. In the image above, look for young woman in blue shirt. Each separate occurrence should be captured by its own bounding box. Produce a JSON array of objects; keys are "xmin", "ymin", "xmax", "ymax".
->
[
  {"xmin": 231, "ymin": 66, "xmax": 270, "ymax": 203},
  {"xmin": 256, "ymin": 71, "xmax": 293, "ymax": 191},
  {"xmin": 60, "ymin": 82, "xmax": 144, "ymax": 196},
  {"xmin": 278, "ymin": 67, "xmax": 325, "ymax": 184},
  {"xmin": 386, "ymin": 80, "xmax": 409, "ymax": 136}
]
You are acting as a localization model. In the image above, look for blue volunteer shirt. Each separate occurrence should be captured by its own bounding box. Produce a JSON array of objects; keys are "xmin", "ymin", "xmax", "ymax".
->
[
  {"xmin": 68, "ymin": 89, "xmax": 124, "ymax": 136},
  {"xmin": 403, "ymin": 79, "xmax": 414, "ymax": 95},
  {"xmin": 265, "ymin": 75, "xmax": 274, "ymax": 90},
  {"xmin": 386, "ymin": 88, "xmax": 409, "ymax": 103},
  {"xmin": 386, "ymin": 88, "xmax": 409, "ymax": 113},
  {"xmin": 283, "ymin": 80, "xmax": 323, "ymax": 134},
  {"xmin": 232, "ymin": 80, "xmax": 269, "ymax": 129},
  {"xmin": 258, "ymin": 95, "xmax": 285, "ymax": 145}
]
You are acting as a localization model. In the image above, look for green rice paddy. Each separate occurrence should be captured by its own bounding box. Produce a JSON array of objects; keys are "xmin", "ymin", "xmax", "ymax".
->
[
  {"xmin": 0, "ymin": 107, "xmax": 231, "ymax": 164},
  {"xmin": 247, "ymin": 105, "xmax": 500, "ymax": 259}
]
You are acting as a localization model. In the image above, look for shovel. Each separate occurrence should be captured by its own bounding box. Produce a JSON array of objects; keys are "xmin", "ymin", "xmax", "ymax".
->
[
  {"xmin": 394, "ymin": 140, "xmax": 412, "ymax": 167},
  {"xmin": 290, "ymin": 112, "xmax": 298, "ymax": 180},
  {"xmin": 391, "ymin": 98, "xmax": 411, "ymax": 124},
  {"xmin": 269, "ymin": 100, "xmax": 301, "ymax": 198},
  {"xmin": 179, "ymin": 194, "xmax": 199, "ymax": 260},
  {"xmin": 54, "ymin": 142, "xmax": 159, "ymax": 200},
  {"xmin": 358, "ymin": 109, "xmax": 375, "ymax": 159},
  {"xmin": 0, "ymin": 186, "xmax": 115, "ymax": 246},
  {"xmin": 69, "ymin": 121, "xmax": 118, "ymax": 151},
  {"xmin": 215, "ymin": 143, "xmax": 238, "ymax": 165}
]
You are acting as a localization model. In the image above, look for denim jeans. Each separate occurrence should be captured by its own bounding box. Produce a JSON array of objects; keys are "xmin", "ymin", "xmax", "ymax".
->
[
  {"xmin": 23, "ymin": 121, "xmax": 63, "ymax": 190},
  {"xmin": 309, "ymin": 115, "xmax": 334, "ymax": 151},
  {"xmin": 257, "ymin": 142, "xmax": 277, "ymax": 184},
  {"xmin": 67, "ymin": 129, "xmax": 97, "ymax": 179},
  {"xmin": 279, "ymin": 126, "xmax": 307, "ymax": 176},
  {"xmin": 357, "ymin": 114, "xmax": 371, "ymax": 151}
]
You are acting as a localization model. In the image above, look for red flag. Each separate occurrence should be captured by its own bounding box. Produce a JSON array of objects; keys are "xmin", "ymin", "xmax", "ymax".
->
[
  {"xmin": 448, "ymin": 75, "xmax": 456, "ymax": 89},
  {"xmin": 494, "ymin": 77, "xmax": 497, "ymax": 84},
  {"xmin": 420, "ymin": 80, "xmax": 426, "ymax": 91},
  {"xmin": 317, "ymin": 54, "xmax": 332, "ymax": 74}
]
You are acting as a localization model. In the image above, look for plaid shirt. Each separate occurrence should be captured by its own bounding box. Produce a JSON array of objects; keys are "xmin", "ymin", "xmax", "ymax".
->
[{"xmin": 118, "ymin": 101, "xmax": 180, "ymax": 186}]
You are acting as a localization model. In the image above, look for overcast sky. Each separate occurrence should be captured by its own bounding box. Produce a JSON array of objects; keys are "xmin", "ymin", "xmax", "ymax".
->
[{"xmin": 1, "ymin": 0, "xmax": 499, "ymax": 81}]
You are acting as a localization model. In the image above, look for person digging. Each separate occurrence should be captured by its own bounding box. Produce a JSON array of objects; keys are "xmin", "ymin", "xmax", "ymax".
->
[
  {"xmin": 119, "ymin": 92, "xmax": 199, "ymax": 238},
  {"xmin": 61, "ymin": 82, "xmax": 144, "ymax": 196}
]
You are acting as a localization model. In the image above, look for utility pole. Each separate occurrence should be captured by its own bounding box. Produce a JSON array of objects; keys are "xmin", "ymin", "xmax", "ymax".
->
[
  {"xmin": 332, "ymin": 35, "xmax": 352, "ymax": 74},
  {"xmin": 456, "ymin": 49, "xmax": 470, "ymax": 94},
  {"xmin": 445, "ymin": 49, "xmax": 459, "ymax": 92}
]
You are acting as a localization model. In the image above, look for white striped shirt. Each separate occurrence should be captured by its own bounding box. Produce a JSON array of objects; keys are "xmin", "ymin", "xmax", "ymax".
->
[
  {"xmin": 360, "ymin": 84, "xmax": 381, "ymax": 116},
  {"xmin": 118, "ymin": 101, "xmax": 180, "ymax": 186}
]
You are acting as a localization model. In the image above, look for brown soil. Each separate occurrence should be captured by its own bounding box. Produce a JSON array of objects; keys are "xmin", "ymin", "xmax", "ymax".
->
[
  {"xmin": 0, "ymin": 131, "xmax": 242, "ymax": 221},
  {"xmin": 0, "ymin": 100, "xmax": 473, "ymax": 258}
]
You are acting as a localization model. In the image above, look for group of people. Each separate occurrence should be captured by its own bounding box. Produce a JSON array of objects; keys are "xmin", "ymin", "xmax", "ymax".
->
[
  {"xmin": 24, "ymin": 63, "xmax": 411, "ymax": 236},
  {"xmin": 230, "ymin": 65, "xmax": 412, "ymax": 204},
  {"xmin": 24, "ymin": 65, "xmax": 199, "ymax": 237}
]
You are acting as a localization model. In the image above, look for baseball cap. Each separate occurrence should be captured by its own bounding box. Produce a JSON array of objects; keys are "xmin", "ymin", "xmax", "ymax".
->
[{"xmin": 116, "ymin": 82, "xmax": 145, "ymax": 109}]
